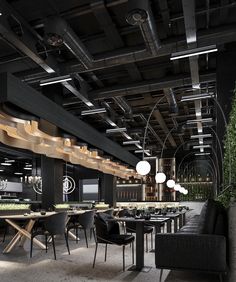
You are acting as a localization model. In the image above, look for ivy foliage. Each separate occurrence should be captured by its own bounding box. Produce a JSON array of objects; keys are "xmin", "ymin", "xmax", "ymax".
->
[{"xmin": 218, "ymin": 87, "xmax": 236, "ymax": 207}]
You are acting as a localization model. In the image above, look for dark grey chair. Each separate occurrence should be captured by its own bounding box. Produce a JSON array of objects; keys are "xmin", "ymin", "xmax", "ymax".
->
[
  {"xmin": 30, "ymin": 212, "xmax": 70, "ymax": 260},
  {"xmin": 67, "ymin": 210, "xmax": 96, "ymax": 247},
  {"xmin": 93, "ymin": 213, "xmax": 135, "ymax": 271}
]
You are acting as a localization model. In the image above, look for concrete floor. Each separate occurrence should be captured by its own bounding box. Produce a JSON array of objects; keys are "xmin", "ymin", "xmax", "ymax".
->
[{"xmin": 0, "ymin": 231, "xmax": 222, "ymax": 282}]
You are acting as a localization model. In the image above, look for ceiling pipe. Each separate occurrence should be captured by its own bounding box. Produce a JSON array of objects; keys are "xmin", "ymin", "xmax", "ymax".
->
[
  {"xmin": 163, "ymin": 88, "xmax": 179, "ymax": 116},
  {"xmin": 44, "ymin": 0, "xmax": 161, "ymax": 73},
  {"xmin": 45, "ymin": 17, "xmax": 93, "ymax": 70},
  {"xmin": 126, "ymin": 0, "xmax": 161, "ymax": 56}
]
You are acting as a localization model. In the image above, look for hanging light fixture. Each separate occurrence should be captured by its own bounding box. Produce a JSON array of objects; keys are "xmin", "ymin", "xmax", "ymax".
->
[
  {"xmin": 136, "ymin": 160, "xmax": 151, "ymax": 176},
  {"xmin": 136, "ymin": 96, "xmax": 166, "ymax": 176},
  {"xmin": 166, "ymin": 179, "xmax": 175, "ymax": 188},
  {"xmin": 155, "ymin": 172, "xmax": 166, "ymax": 184}
]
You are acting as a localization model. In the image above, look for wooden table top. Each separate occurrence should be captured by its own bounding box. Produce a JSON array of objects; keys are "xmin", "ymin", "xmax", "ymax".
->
[{"xmin": 0, "ymin": 211, "xmax": 56, "ymax": 220}]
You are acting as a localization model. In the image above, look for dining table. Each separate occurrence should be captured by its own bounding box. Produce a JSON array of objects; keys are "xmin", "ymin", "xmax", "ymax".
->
[
  {"xmin": 0, "ymin": 212, "xmax": 56, "ymax": 254},
  {"xmin": 107, "ymin": 216, "xmax": 170, "ymax": 272}
]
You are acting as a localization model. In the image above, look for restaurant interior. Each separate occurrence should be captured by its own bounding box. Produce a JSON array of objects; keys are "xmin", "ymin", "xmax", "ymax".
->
[{"xmin": 0, "ymin": 0, "xmax": 235, "ymax": 281}]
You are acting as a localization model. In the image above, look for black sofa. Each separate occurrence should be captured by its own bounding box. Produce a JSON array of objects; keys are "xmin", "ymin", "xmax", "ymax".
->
[{"xmin": 155, "ymin": 199, "xmax": 228, "ymax": 282}]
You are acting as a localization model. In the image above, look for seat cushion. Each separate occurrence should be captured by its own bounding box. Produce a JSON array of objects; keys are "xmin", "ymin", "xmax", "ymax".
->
[
  {"xmin": 144, "ymin": 225, "xmax": 153, "ymax": 234},
  {"xmin": 109, "ymin": 234, "xmax": 134, "ymax": 245}
]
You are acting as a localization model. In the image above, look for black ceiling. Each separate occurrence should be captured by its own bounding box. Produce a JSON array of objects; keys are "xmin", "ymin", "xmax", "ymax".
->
[{"xmin": 0, "ymin": 0, "xmax": 235, "ymax": 166}]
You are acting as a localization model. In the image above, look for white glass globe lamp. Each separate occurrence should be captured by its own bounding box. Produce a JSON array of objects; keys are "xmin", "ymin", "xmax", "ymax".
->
[
  {"xmin": 166, "ymin": 179, "xmax": 175, "ymax": 188},
  {"xmin": 179, "ymin": 187, "xmax": 185, "ymax": 193},
  {"xmin": 183, "ymin": 189, "xmax": 188, "ymax": 195},
  {"xmin": 174, "ymin": 184, "xmax": 181, "ymax": 191},
  {"xmin": 155, "ymin": 172, "xmax": 166, "ymax": 183},
  {"xmin": 136, "ymin": 160, "xmax": 151, "ymax": 176}
]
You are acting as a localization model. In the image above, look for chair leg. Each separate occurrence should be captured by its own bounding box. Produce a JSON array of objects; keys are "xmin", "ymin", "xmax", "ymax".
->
[
  {"xmin": 145, "ymin": 233, "xmax": 148, "ymax": 252},
  {"xmin": 93, "ymin": 243, "xmax": 98, "ymax": 268},
  {"xmin": 123, "ymin": 245, "xmax": 125, "ymax": 271},
  {"xmin": 219, "ymin": 273, "xmax": 223, "ymax": 282},
  {"xmin": 2, "ymin": 226, "xmax": 8, "ymax": 242},
  {"xmin": 159, "ymin": 269, "xmax": 163, "ymax": 282},
  {"xmin": 93, "ymin": 228, "xmax": 96, "ymax": 243},
  {"xmin": 104, "ymin": 244, "xmax": 107, "ymax": 261},
  {"xmin": 64, "ymin": 233, "xmax": 70, "ymax": 255},
  {"xmin": 76, "ymin": 227, "xmax": 79, "ymax": 243},
  {"xmin": 151, "ymin": 232, "xmax": 153, "ymax": 250},
  {"xmin": 51, "ymin": 235, "xmax": 56, "ymax": 260},
  {"xmin": 30, "ymin": 235, "xmax": 34, "ymax": 258},
  {"xmin": 84, "ymin": 229, "xmax": 88, "ymax": 248},
  {"xmin": 90, "ymin": 228, "xmax": 92, "ymax": 240},
  {"xmin": 45, "ymin": 234, "xmax": 48, "ymax": 253},
  {"xmin": 131, "ymin": 241, "xmax": 134, "ymax": 265}
]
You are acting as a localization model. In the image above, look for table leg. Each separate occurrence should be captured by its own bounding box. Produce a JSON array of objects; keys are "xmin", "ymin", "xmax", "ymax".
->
[
  {"xmin": 173, "ymin": 218, "xmax": 178, "ymax": 233},
  {"xmin": 166, "ymin": 219, "xmax": 171, "ymax": 233},
  {"xmin": 3, "ymin": 219, "xmax": 46, "ymax": 254},
  {"xmin": 183, "ymin": 213, "xmax": 186, "ymax": 225},
  {"xmin": 19, "ymin": 219, "xmax": 35, "ymax": 246},
  {"xmin": 68, "ymin": 230, "xmax": 80, "ymax": 241},
  {"xmin": 179, "ymin": 214, "xmax": 183, "ymax": 229}
]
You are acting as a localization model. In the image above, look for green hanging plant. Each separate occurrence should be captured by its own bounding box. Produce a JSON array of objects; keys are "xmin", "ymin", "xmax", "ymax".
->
[{"xmin": 218, "ymin": 84, "xmax": 236, "ymax": 207}]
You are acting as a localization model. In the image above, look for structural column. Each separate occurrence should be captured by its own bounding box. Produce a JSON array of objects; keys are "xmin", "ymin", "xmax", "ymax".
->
[
  {"xmin": 41, "ymin": 156, "xmax": 63, "ymax": 210},
  {"xmin": 100, "ymin": 174, "xmax": 117, "ymax": 207}
]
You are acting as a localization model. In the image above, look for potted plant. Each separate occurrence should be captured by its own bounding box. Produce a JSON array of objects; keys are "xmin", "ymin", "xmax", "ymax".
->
[
  {"xmin": 0, "ymin": 204, "xmax": 30, "ymax": 215},
  {"xmin": 54, "ymin": 203, "xmax": 70, "ymax": 212}
]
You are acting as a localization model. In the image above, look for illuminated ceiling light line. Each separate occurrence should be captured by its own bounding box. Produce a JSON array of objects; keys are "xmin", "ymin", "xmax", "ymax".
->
[
  {"xmin": 191, "ymin": 134, "xmax": 212, "ymax": 139},
  {"xmin": 81, "ymin": 108, "xmax": 106, "ymax": 116},
  {"xmin": 181, "ymin": 93, "xmax": 214, "ymax": 102},
  {"xmin": 39, "ymin": 75, "xmax": 72, "ymax": 86},
  {"xmin": 170, "ymin": 45, "xmax": 218, "ymax": 61}
]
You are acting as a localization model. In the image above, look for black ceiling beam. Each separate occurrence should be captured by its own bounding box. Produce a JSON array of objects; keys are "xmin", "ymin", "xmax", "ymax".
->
[{"xmin": 0, "ymin": 73, "xmax": 139, "ymax": 167}]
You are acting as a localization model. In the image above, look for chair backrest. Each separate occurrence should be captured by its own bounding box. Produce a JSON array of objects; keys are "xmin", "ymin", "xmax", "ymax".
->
[
  {"xmin": 94, "ymin": 213, "xmax": 119, "ymax": 242},
  {"xmin": 78, "ymin": 210, "xmax": 95, "ymax": 229},
  {"xmin": 103, "ymin": 209, "xmax": 114, "ymax": 217},
  {"xmin": 44, "ymin": 212, "xmax": 68, "ymax": 235}
]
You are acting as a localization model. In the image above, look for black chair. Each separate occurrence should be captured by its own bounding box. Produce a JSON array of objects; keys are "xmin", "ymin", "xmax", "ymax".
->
[
  {"xmin": 0, "ymin": 219, "xmax": 8, "ymax": 243},
  {"xmin": 30, "ymin": 212, "xmax": 70, "ymax": 260},
  {"xmin": 93, "ymin": 213, "xmax": 135, "ymax": 271},
  {"xmin": 67, "ymin": 210, "xmax": 96, "ymax": 247},
  {"xmin": 103, "ymin": 209, "xmax": 114, "ymax": 217}
]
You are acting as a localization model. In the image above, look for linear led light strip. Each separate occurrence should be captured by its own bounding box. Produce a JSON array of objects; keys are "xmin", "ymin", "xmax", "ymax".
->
[
  {"xmin": 170, "ymin": 45, "xmax": 218, "ymax": 61},
  {"xmin": 181, "ymin": 93, "xmax": 214, "ymax": 102},
  {"xmin": 191, "ymin": 134, "xmax": 212, "ymax": 139},
  {"xmin": 81, "ymin": 108, "xmax": 106, "ymax": 115},
  {"xmin": 195, "ymin": 153, "xmax": 211, "ymax": 156},
  {"xmin": 106, "ymin": 127, "xmax": 127, "ymax": 133},
  {"xmin": 193, "ymin": 145, "xmax": 211, "ymax": 149},
  {"xmin": 40, "ymin": 75, "xmax": 72, "ymax": 86},
  {"xmin": 134, "ymin": 150, "xmax": 150, "ymax": 153},
  {"xmin": 123, "ymin": 140, "xmax": 140, "ymax": 145},
  {"xmin": 186, "ymin": 118, "xmax": 213, "ymax": 124}
]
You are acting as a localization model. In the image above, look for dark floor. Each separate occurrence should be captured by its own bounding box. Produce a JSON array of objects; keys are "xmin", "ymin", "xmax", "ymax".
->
[{"xmin": 0, "ymin": 230, "xmax": 224, "ymax": 282}]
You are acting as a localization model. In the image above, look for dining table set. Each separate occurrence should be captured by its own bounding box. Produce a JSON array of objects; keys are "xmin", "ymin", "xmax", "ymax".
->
[{"xmin": 0, "ymin": 207, "xmax": 187, "ymax": 272}]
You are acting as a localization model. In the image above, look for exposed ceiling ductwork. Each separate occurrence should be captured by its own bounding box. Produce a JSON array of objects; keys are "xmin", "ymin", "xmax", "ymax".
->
[
  {"xmin": 44, "ymin": 0, "xmax": 161, "ymax": 73},
  {"xmin": 126, "ymin": 0, "xmax": 161, "ymax": 55},
  {"xmin": 163, "ymin": 88, "xmax": 179, "ymax": 116}
]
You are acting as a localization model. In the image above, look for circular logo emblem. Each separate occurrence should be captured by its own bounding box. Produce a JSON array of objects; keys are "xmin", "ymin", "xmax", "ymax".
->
[{"xmin": 63, "ymin": 176, "xmax": 76, "ymax": 194}]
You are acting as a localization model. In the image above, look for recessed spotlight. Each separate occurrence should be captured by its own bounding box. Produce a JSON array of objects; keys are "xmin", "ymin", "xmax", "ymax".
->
[
  {"xmin": 5, "ymin": 160, "xmax": 15, "ymax": 163},
  {"xmin": 14, "ymin": 172, "xmax": 23, "ymax": 175},
  {"xmin": 1, "ymin": 163, "xmax": 12, "ymax": 166},
  {"xmin": 24, "ymin": 167, "xmax": 32, "ymax": 170},
  {"xmin": 0, "ymin": 169, "xmax": 4, "ymax": 172}
]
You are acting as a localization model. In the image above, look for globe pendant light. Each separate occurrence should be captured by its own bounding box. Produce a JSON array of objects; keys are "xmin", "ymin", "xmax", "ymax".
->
[
  {"xmin": 136, "ymin": 160, "xmax": 151, "ymax": 176},
  {"xmin": 167, "ymin": 179, "xmax": 175, "ymax": 188},
  {"xmin": 174, "ymin": 184, "xmax": 181, "ymax": 191},
  {"xmin": 155, "ymin": 172, "xmax": 166, "ymax": 183},
  {"xmin": 183, "ymin": 189, "xmax": 188, "ymax": 195}
]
